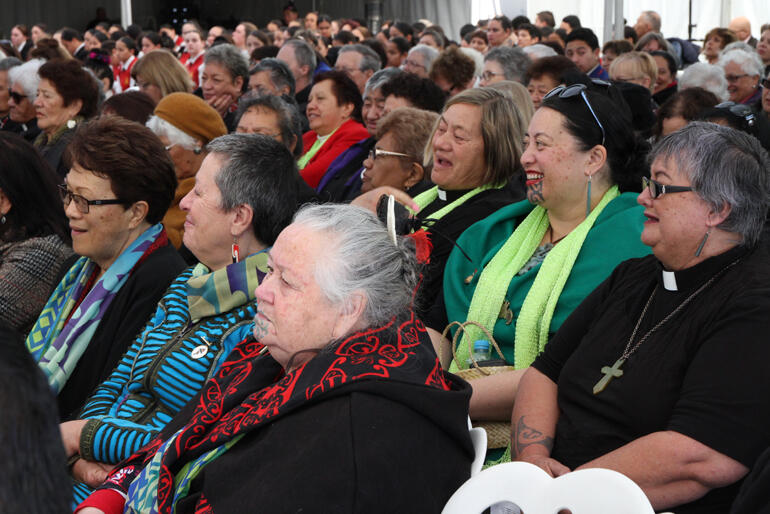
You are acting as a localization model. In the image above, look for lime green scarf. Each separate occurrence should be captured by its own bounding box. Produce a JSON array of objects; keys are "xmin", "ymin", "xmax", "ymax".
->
[
  {"xmin": 412, "ymin": 184, "xmax": 500, "ymax": 222},
  {"xmin": 450, "ymin": 186, "xmax": 620, "ymax": 372},
  {"xmin": 297, "ymin": 128, "xmax": 337, "ymax": 169}
]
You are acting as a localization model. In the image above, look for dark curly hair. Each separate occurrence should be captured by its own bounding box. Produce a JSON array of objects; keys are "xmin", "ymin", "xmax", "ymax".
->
[
  {"xmin": 380, "ymin": 73, "xmax": 445, "ymax": 113},
  {"xmin": 428, "ymin": 47, "xmax": 476, "ymax": 92}
]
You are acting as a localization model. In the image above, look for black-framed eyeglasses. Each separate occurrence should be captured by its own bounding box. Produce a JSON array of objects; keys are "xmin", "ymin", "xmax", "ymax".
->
[
  {"xmin": 543, "ymin": 83, "xmax": 606, "ymax": 146},
  {"xmin": 642, "ymin": 176, "xmax": 693, "ymax": 199},
  {"xmin": 59, "ymin": 185, "xmax": 126, "ymax": 214},
  {"xmin": 762, "ymin": 78, "xmax": 770, "ymax": 89},
  {"xmin": 8, "ymin": 89, "xmax": 26, "ymax": 104},
  {"xmin": 715, "ymin": 101, "xmax": 756, "ymax": 128},
  {"xmin": 368, "ymin": 148, "xmax": 413, "ymax": 161}
]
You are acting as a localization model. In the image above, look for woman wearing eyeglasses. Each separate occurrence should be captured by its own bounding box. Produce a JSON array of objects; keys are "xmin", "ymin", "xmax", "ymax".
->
[
  {"xmin": 360, "ymin": 106, "xmax": 437, "ymax": 194},
  {"xmin": 26, "ymin": 116, "xmax": 184, "ymax": 425},
  {"xmin": 718, "ymin": 48, "xmax": 764, "ymax": 107},
  {"xmin": 53, "ymin": 131, "xmax": 299, "ymax": 506},
  {"xmin": 512, "ymin": 123, "xmax": 770, "ymax": 513},
  {"xmin": 427, "ymin": 83, "xmax": 651, "ymax": 462}
]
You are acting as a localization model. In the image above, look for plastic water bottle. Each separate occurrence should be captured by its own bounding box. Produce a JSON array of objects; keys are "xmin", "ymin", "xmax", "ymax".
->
[{"xmin": 467, "ymin": 339, "xmax": 492, "ymax": 367}]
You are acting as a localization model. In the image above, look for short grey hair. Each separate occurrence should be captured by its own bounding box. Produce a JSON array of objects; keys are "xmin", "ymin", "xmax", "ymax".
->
[
  {"xmin": 679, "ymin": 63, "xmax": 729, "ymax": 101},
  {"xmin": 339, "ymin": 44, "xmax": 381, "ymax": 73},
  {"xmin": 250, "ymin": 58, "xmax": 296, "ymax": 97},
  {"xmin": 650, "ymin": 121, "xmax": 770, "ymax": 246},
  {"xmin": 522, "ymin": 44, "xmax": 558, "ymax": 60},
  {"xmin": 234, "ymin": 94, "xmax": 304, "ymax": 157},
  {"xmin": 283, "ymin": 39, "xmax": 317, "ymax": 79},
  {"xmin": 0, "ymin": 57, "xmax": 22, "ymax": 72},
  {"xmin": 485, "ymin": 46, "xmax": 530, "ymax": 83},
  {"xmin": 459, "ymin": 47, "xmax": 484, "ymax": 76},
  {"xmin": 722, "ymin": 41, "xmax": 755, "ymax": 55},
  {"xmin": 640, "ymin": 11, "xmax": 661, "ymax": 32},
  {"xmin": 206, "ymin": 133, "xmax": 298, "ymax": 246},
  {"xmin": 8, "ymin": 58, "xmax": 43, "ymax": 99},
  {"xmin": 146, "ymin": 115, "xmax": 199, "ymax": 151},
  {"xmin": 718, "ymin": 48, "xmax": 764, "ymax": 78},
  {"xmin": 364, "ymin": 67, "xmax": 402, "ymax": 98},
  {"xmin": 292, "ymin": 203, "xmax": 420, "ymax": 327},
  {"xmin": 407, "ymin": 44, "xmax": 439, "ymax": 70},
  {"xmin": 204, "ymin": 43, "xmax": 249, "ymax": 85}
]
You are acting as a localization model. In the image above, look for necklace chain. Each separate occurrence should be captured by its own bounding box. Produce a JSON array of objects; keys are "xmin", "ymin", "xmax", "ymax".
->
[{"xmin": 621, "ymin": 258, "xmax": 742, "ymax": 360}]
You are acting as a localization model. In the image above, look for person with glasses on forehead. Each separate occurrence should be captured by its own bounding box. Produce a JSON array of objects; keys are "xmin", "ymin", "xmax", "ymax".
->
[
  {"xmin": 26, "ymin": 116, "xmax": 184, "ymax": 428},
  {"xmin": 428, "ymin": 82, "xmax": 651, "ymax": 463},
  {"xmin": 513, "ymin": 122, "xmax": 770, "ymax": 513},
  {"xmin": 698, "ymin": 100, "xmax": 770, "ymax": 153},
  {"xmin": 719, "ymin": 48, "xmax": 764, "ymax": 107},
  {"xmin": 146, "ymin": 92, "xmax": 227, "ymax": 258}
]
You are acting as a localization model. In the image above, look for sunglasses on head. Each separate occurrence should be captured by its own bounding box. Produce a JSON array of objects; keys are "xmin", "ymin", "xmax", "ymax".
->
[
  {"xmin": 543, "ymin": 83, "xmax": 606, "ymax": 146},
  {"xmin": 715, "ymin": 101, "xmax": 757, "ymax": 128}
]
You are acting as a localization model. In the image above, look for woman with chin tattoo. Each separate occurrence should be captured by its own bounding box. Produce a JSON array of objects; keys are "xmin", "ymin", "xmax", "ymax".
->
[{"xmin": 425, "ymin": 81, "xmax": 652, "ymax": 463}]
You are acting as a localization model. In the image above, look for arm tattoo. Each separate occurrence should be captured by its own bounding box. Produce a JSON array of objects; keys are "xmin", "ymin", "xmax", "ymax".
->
[
  {"xmin": 527, "ymin": 181, "xmax": 544, "ymax": 204},
  {"xmin": 512, "ymin": 416, "xmax": 554, "ymax": 458}
]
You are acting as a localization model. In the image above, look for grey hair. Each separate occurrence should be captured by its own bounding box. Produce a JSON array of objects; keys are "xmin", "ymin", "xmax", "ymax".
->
[
  {"xmin": 635, "ymin": 32, "xmax": 674, "ymax": 56},
  {"xmin": 250, "ymin": 58, "xmax": 296, "ymax": 97},
  {"xmin": 0, "ymin": 57, "xmax": 22, "ymax": 72},
  {"xmin": 522, "ymin": 44, "xmax": 558, "ymax": 60},
  {"xmin": 339, "ymin": 44, "xmax": 381, "ymax": 73},
  {"xmin": 459, "ymin": 47, "xmax": 484, "ymax": 76},
  {"xmin": 7, "ymin": 58, "xmax": 43, "ymax": 99},
  {"xmin": 206, "ymin": 133, "xmax": 298, "ymax": 246},
  {"xmin": 204, "ymin": 43, "xmax": 249, "ymax": 85},
  {"xmin": 640, "ymin": 11, "xmax": 662, "ymax": 32},
  {"xmin": 408, "ymin": 44, "xmax": 439, "ymax": 70},
  {"xmin": 650, "ymin": 121, "xmax": 770, "ymax": 246},
  {"xmin": 485, "ymin": 46, "xmax": 530, "ymax": 83},
  {"xmin": 283, "ymin": 39, "xmax": 317, "ymax": 78},
  {"xmin": 292, "ymin": 203, "xmax": 420, "ymax": 327},
  {"xmin": 234, "ymin": 94, "xmax": 304, "ymax": 157},
  {"xmin": 718, "ymin": 48, "xmax": 764, "ymax": 77},
  {"xmin": 679, "ymin": 63, "xmax": 729, "ymax": 101},
  {"xmin": 722, "ymin": 41, "xmax": 755, "ymax": 55},
  {"xmin": 146, "ymin": 115, "xmax": 199, "ymax": 151},
  {"xmin": 364, "ymin": 67, "xmax": 402, "ymax": 98}
]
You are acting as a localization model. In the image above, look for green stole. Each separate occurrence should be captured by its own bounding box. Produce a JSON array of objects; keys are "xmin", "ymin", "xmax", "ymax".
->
[
  {"xmin": 411, "ymin": 184, "xmax": 500, "ymax": 222},
  {"xmin": 450, "ymin": 186, "xmax": 620, "ymax": 372}
]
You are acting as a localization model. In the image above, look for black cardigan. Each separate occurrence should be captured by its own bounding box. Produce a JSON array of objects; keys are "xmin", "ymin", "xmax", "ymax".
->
[{"xmin": 58, "ymin": 243, "xmax": 186, "ymax": 420}]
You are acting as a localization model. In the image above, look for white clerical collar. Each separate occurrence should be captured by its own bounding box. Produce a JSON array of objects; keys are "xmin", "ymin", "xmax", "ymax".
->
[
  {"xmin": 662, "ymin": 270, "xmax": 678, "ymax": 291},
  {"xmin": 437, "ymin": 188, "xmax": 447, "ymax": 201}
]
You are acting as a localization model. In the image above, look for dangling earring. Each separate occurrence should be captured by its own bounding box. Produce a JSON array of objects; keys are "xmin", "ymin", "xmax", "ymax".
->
[
  {"xmin": 231, "ymin": 238, "xmax": 240, "ymax": 263},
  {"xmin": 1, "ymin": 214, "xmax": 6, "ymax": 224},
  {"xmin": 695, "ymin": 228, "xmax": 711, "ymax": 257},
  {"xmin": 585, "ymin": 174, "xmax": 592, "ymax": 217}
]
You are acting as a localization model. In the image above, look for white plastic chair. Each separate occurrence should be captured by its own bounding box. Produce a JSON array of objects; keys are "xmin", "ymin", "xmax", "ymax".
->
[
  {"xmin": 467, "ymin": 417, "xmax": 487, "ymax": 476},
  {"xmin": 443, "ymin": 461, "xmax": 657, "ymax": 514}
]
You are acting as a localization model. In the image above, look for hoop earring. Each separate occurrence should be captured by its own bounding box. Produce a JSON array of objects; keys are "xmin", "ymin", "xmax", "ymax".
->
[
  {"xmin": 695, "ymin": 228, "xmax": 711, "ymax": 257},
  {"xmin": 231, "ymin": 238, "xmax": 240, "ymax": 263},
  {"xmin": 585, "ymin": 173, "xmax": 592, "ymax": 217}
]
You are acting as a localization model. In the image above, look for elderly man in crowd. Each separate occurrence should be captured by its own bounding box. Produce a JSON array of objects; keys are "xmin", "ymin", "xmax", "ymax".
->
[
  {"xmin": 634, "ymin": 10, "xmax": 661, "ymax": 39},
  {"xmin": 334, "ymin": 44, "xmax": 382, "ymax": 94},
  {"xmin": 277, "ymin": 39, "xmax": 316, "ymax": 121},
  {"xmin": 247, "ymin": 58, "xmax": 296, "ymax": 98},
  {"xmin": 729, "ymin": 16, "xmax": 757, "ymax": 47}
]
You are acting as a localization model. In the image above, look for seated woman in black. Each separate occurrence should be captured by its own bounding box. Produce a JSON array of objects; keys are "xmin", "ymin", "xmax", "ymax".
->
[{"xmin": 512, "ymin": 123, "xmax": 770, "ymax": 514}]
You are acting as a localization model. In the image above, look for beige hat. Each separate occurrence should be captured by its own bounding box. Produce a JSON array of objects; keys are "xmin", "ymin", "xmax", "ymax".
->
[{"xmin": 153, "ymin": 92, "xmax": 227, "ymax": 144}]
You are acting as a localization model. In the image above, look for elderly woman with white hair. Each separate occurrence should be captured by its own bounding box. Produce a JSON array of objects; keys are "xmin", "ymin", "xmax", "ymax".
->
[
  {"xmin": 513, "ymin": 122, "xmax": 770, "ymax": 514},
  {"xmin": 76, "ymin": 203, "xmax": 473, "ymax": 514},
  {"xmin": 146, "ymin": 92, "xmax": 227, "ymax": 255},
  {"xmin": 718, "ymin": 48, "xmax": 764, "ymax": 106},
  {"xmin": 6, "ymin": 58, "xmax": 43, "ymax": 142},
  {"xmin": 679, "ymin": 62, "xmax": 729, "ymax": 101},
  {"xmin": 402, "ymin": 43, "xmax": 439, "ymax": 79}
]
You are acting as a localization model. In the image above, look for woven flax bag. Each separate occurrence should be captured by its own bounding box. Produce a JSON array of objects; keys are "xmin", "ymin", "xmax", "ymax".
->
[{"xmin": 443, "ymin": 320, "xmax": 514, "ymax": 449}]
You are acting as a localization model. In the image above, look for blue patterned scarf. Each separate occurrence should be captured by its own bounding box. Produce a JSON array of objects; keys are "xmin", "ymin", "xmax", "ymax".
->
[{"xmin": 26, "ymin": 224, "xmax": 166, "ymax": 393}]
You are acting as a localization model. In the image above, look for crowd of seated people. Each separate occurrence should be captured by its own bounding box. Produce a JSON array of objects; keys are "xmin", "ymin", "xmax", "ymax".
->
[{"xmin": 1, "ymin": 7, "xmax": 770, "ymax": 513}]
